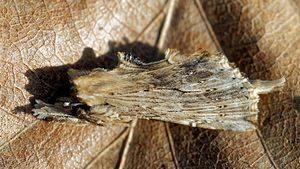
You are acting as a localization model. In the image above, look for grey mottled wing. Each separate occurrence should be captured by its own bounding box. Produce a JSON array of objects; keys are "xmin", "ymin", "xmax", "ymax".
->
[
  {"xmin": 71, "ymin": 49, "xmax": 284, "ymax": 130},
  {"xmin": 33, "ymin": 49, "xmax": 285, "ymax": 131}
]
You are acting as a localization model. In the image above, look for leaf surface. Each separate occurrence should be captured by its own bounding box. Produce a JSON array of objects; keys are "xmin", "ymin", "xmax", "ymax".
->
[{"xmin": 1, "ymin": 0, "xmax": 299, "ymax": 168}]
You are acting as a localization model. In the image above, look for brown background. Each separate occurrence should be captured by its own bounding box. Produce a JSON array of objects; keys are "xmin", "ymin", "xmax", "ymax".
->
[{"xmin": 0, "ymin": 0, "xmax": 299, "ymax": 168}]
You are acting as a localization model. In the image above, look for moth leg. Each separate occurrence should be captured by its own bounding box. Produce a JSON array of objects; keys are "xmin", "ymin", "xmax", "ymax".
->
[
  {"xmin": 76, "ymin": 104, "xmax": 132, "ymax": 126},
  {"xmin": 33, "ymin": 99, "xmax": 89, "ymax": 124}
]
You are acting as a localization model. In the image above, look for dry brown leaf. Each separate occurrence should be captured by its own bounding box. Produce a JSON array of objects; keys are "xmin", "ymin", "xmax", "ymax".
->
[{"xmin": 0, "ymin": 0, "xmax": 299, "ymax": 169}]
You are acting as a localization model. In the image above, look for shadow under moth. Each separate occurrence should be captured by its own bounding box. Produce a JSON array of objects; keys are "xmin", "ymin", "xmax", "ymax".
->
[{"xmin": 33, "ymin": 49, "xmax": 285, "ymax": 131}]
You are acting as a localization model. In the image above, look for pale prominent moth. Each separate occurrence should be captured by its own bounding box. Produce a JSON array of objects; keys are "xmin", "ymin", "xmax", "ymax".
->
[{"xmin": 33, "ymin": 49, "xmax": 285, "ymax": 131}]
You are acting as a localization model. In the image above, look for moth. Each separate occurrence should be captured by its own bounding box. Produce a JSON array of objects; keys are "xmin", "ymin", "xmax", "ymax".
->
[{"xmin": 33, "ymin": 49, "xmax": 285, "ymax": 131}]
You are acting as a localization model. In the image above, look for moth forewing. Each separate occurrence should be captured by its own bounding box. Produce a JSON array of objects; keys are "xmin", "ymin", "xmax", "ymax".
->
[{"xmin": 33, "ymin": 49, "xmax": 285, "ymax": 131}]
